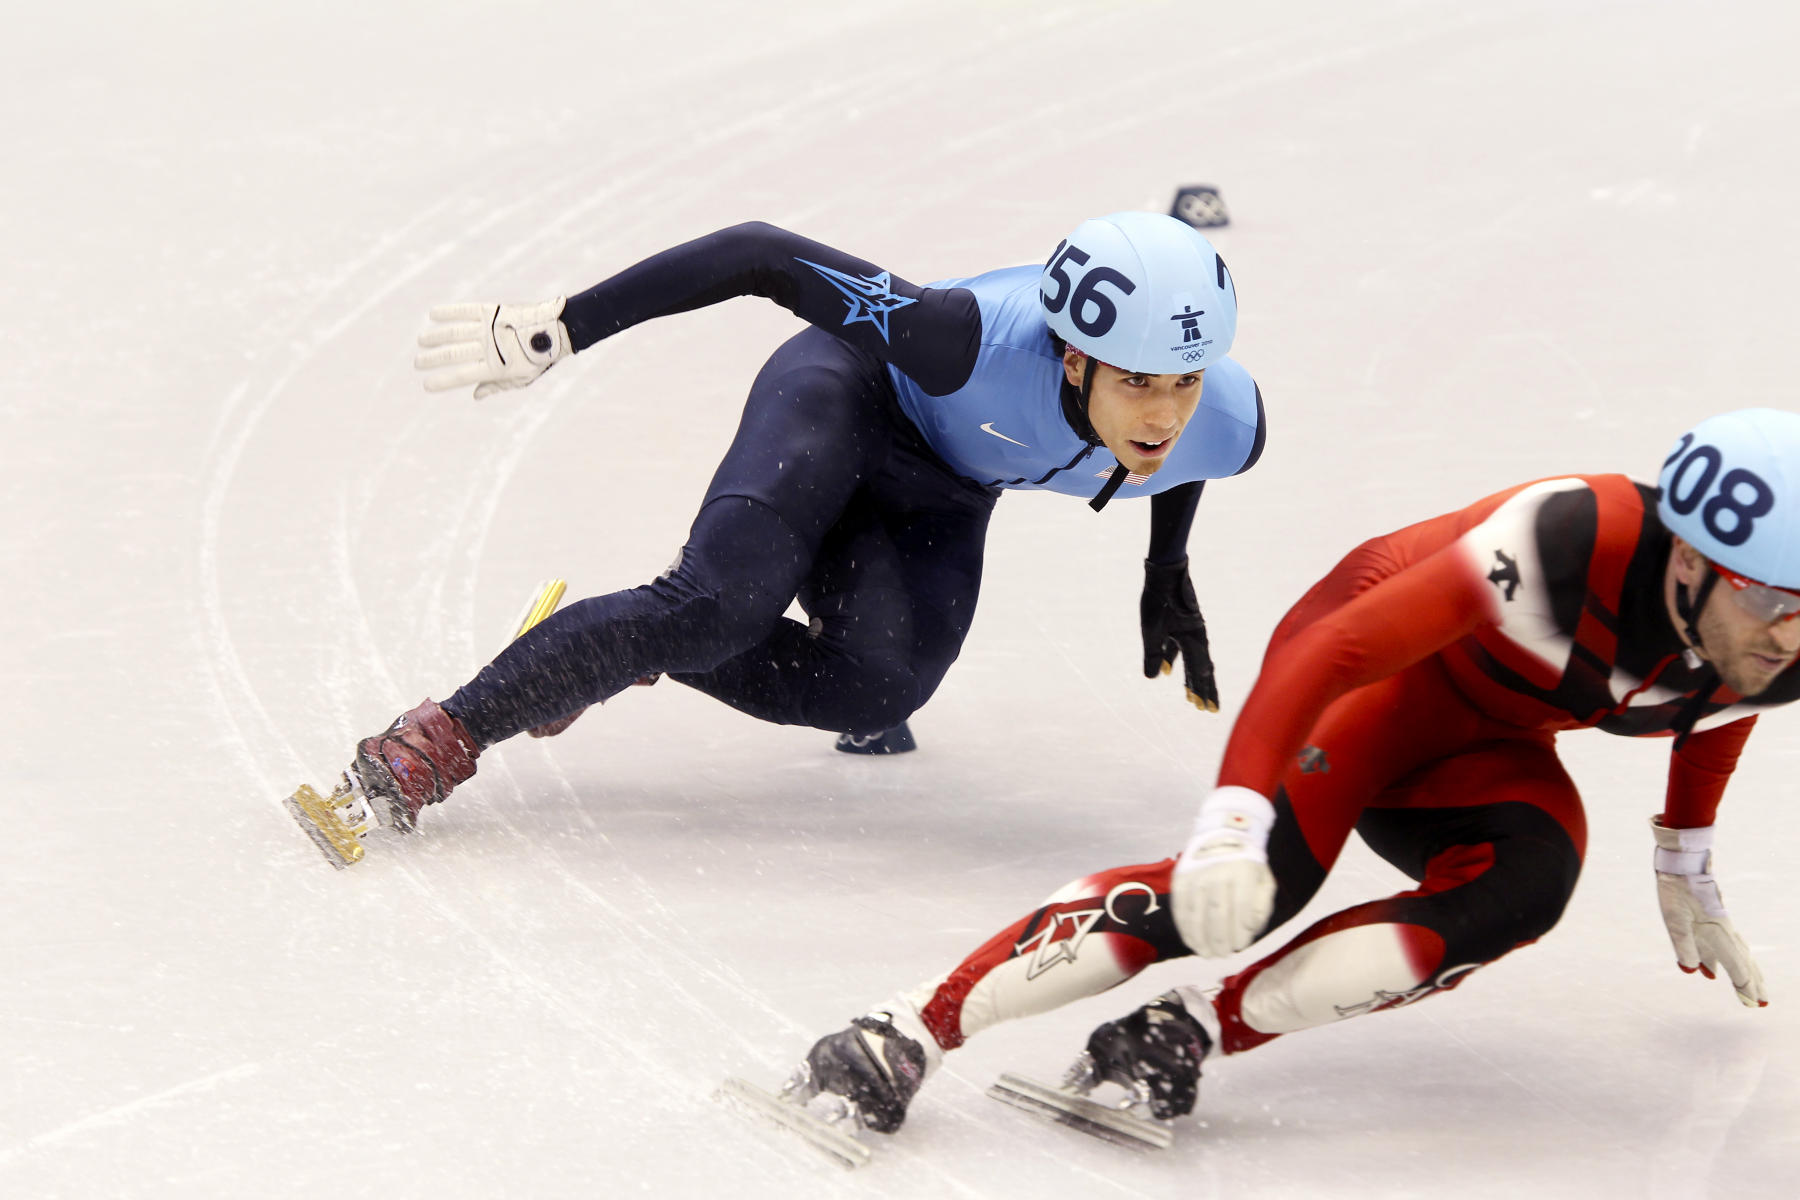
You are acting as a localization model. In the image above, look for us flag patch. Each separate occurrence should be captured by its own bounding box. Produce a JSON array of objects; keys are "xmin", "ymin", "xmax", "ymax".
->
[{"xmin": 1095, "ymin": 467, "xmax": 1152, "ymax": 486}]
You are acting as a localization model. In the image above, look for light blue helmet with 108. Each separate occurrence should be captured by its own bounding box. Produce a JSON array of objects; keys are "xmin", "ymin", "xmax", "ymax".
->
[
  {"xmin": 1656, "ymin": 407, "xmax": 1800, "ymax": 589},
  {"xmin": 1039, "ymin": 211, "xmax": 1237, "ymax": 374}
]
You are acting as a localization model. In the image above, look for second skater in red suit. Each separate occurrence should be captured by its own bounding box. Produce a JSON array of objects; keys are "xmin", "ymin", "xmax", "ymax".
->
[{"xmin": 784, "ymin": 408, "xmax": 1800, "ymax": 1134}]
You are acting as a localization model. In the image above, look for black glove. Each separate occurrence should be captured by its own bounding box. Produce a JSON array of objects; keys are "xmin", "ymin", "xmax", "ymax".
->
[{"xmin": 1140, "ymin": 557, "xmax": 1218, "ymax": 712}]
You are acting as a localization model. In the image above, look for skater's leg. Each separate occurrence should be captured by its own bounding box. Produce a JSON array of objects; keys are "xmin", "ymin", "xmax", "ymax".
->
[
  {"xmin": 448, "ymin": 496, "xmax": 817, "ymax": 743},
  {"xmin": 878, "ymin": 658, "xmax": 1485, "ymax": 1053},
  {"xmin": 912, "ymin": 856, "xmax": 1189, "ymax": 1050},
  {"xmin": 1211, "ymin": 739, "xmax": 1584, "ymax": 1053},
  {"xmin": 784, "ymin": 658, "xmax": 1499, "ymax": 1106},
  {"xmin": 333, "ymin": 329, "xmax": 904, "ymax": 840},
  {"xmin": 776, "ymin": 661, "xmax": 1501, "ymax": 1128},
  {"xmin": 889, "ymin": 789, "xmax": 1348, "ymax": 1055},
  {"xmin": 669, "ymin": 478, "xmax": 996, "ymax": 733},
  {"xmin": 439, "ymin": 328, "xmax": 902, "ymax": 746},
  {"xmin": 1042, "ymin": 736, "xmax": 1583, "ymax": 1118}
]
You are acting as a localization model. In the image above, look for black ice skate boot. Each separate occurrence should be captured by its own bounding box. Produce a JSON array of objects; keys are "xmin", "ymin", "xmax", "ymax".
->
[
  {"xmin": 349, "ymin": 698, "xmax": 481, "ymax": 832},
  {"xmin": 1068, "ymin": 989, "xmax": 1214, "ymax": 1120},
  {"xmin": 783, "ymin": 1013, "xmax": 929, "ymax": 1134},
  {"xmin": 833, "ymin": 721, "xmax": 917, "ymax": 755}
]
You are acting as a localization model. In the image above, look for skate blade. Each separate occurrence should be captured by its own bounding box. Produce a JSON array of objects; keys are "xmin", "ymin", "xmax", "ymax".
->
[
  {"xmin": 505, "ymin": 577, "xmax": 567, "ymax": 644},
  {"xmin": 284, "ymin": 782, "xmax": 369, "ymax": 869},
  {"xmin": 718, "ymin": 1077, "xmax": 873, "ymax": 1169},
  {"xmin": 987, "ymin": 1073, "xmax": 1173, "ymax": 1150}
]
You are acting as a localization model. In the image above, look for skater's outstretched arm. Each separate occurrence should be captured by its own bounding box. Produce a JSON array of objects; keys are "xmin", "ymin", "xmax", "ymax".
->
[{"xmin": 416, "ymin": 222, "xmax": 983, "ymax": 400}]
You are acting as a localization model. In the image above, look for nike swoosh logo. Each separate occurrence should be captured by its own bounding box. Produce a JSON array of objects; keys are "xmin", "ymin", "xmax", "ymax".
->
[{"xmin": 980, "ymin": 422, "xmax": 1030, "ymax": 448}]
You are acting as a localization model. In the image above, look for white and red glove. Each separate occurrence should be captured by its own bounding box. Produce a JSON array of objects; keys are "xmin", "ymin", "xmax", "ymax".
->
[
  {"xmin": 1171, "ymin": 786, "xmax": 1277, "ymax": 957},
  {"xmin": 415, "ymin": 299, "xmax": 571, "ymax": 399},
  {"xmin": 1650, "ymin": 816, "xmax": 1768, "ymax": 1008}
]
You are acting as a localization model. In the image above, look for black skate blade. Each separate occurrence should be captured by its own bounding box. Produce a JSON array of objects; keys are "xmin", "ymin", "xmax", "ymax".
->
[
  {"xmin": 988, "ymin": 1073, "xmax": 1173, "ymax": 1150},
  {"xmin": 718, "ymin": 1077, "xmax": 873, "ymax": 1169},
  {"xmin": 284, "ymin": 783, "xmax": 364, "ymax": 869}
]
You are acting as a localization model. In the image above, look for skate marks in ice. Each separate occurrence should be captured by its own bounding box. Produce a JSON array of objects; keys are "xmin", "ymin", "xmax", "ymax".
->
[
  {"xmin": 282, "ymin": 578, "xmax": 567, "ymax": 869},
  {"xmin": 987, "ymin": 1069, "xmax": 1174, "ymax": 1151},
  {"xmin": 717, "ymin": 1076, "xmax": 873, "ymax": 1169}
]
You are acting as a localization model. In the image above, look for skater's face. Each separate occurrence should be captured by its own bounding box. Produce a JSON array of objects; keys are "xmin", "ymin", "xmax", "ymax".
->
[
  {"xmin": 1065, "ymin": 347, "xmax": 1203, "ymax": 476},
  {"xmin": 1667, "ymin": 537, "xmax": 1800, "ymax": 696}
]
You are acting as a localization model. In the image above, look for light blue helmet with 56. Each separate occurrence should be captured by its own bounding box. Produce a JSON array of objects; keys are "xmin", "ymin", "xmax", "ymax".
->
[
  {"xmin": 1657, "ymin": 407, "xmax": 1800, "ymax": 588},
  {"xmin": 1039, "ymin": 211, "xmax": 1237, "ymax": 374}
]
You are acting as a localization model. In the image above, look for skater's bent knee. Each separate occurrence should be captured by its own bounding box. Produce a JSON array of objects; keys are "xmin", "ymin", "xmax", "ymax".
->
[{"xmin": 807, "ymin": 672, "xmax": 925, "ymax": 734}]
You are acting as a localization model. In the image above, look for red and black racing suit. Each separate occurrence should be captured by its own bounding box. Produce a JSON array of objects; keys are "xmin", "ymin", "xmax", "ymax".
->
[{"xmin": 909, "ymin": 476, "xmax": 1796, "ymax": 1056}]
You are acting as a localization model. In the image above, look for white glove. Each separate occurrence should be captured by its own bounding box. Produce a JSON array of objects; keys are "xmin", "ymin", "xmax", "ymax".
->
[
  {"xmin": 1171, "ymin": 786, "xmax": 1277, "ymax": 957},
  {"xmin": 1650, "ymin": 816, "xmax": 1768, "ymax": 1008},
  {"xmin": 414, "ymin": 299, "xmax": 571, "ymax": 399}
]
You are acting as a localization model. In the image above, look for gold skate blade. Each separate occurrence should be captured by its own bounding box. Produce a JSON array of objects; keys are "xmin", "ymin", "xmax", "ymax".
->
[
  {"xmin": 506, "ymin": 578, "xmax": 567, "ymax": 643},
  {"xmin": 284, "ymin": 782, "xmax": 367, "ymax": 869}
]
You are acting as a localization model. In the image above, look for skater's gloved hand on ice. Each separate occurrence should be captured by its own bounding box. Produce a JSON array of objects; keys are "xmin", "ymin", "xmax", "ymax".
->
[
  {"xmin": 1650, "ymin": 816, "xmax": 1768, "ymax": 1008},
  {"xmin": 1141, "ymin": 557, "xmax": 1218, "ymax": 712},
  {"xmin": 415, "ymin": 299, "xmax": 571, "ymax": 399},
  {"xmin": 1171, "ymin": 786, "xmax": 1276, "ymax": 957}
]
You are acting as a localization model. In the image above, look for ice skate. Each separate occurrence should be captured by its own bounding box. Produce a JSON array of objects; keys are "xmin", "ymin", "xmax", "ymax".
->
[
  {"xmin": 988, "ymin": 989, "xmax": 1211, "ymax": 1150},
  {"xmin": 833, "ymin": 721, "xmax": 917, "ymax": 755},
  {"xmin": 784, "ymin": 1012, "xmax": 928, "ymax": 1134},
  {"xmin": 287, "ymin": 576, "xmax": 560, "ymax": 869},
  {"xmin": 1068, "ymin": 988, "xmax": 1213, "ymax": 1119},
  {"xmin": 722, "ymin": 1005, "xmax": 935, "ymax": 1168},
  {"xmin": 283, "ymin": 772, "xmax": 385, "ymax": 869},
  {"xmin": 284, "ymin": 698, "xmax": 481, "ymax": 868},
  {"xmin": 349, "ymin": 698, "xmax": 481, "ymax": 834}
]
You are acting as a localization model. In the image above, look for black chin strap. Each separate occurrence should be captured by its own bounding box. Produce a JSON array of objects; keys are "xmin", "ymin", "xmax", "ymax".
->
[
  {"xmin": 1675, "ymin": 569, "xmax": 1721, "ymax": 656},
  {"xmin": 1670, "ymin": 564, "xmax": 1724, "ymax": 750},
  {"xmin": 1060, "ymin": 356, "xmax": 1103, "ymax": 447},
  {"xmin": 1058, "ymin": 355, "xmax": 1133, "ymax": 513}
]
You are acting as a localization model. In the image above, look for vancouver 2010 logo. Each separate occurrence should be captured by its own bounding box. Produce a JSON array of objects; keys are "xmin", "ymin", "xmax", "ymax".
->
[{"xmin": 1170, "ymin": 305, "xmax": 1206, "ymax": 343}]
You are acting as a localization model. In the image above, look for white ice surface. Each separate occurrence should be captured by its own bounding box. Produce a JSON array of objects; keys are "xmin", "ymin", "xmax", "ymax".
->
[{"xmin": 5, "ymin": 1, "xmax": 1799, "ymax": 1196}]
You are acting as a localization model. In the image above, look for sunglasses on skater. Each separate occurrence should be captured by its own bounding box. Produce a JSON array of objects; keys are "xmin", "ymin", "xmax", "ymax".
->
[{"xmin": 1709, "ymin": 559, "xmax": 1800, "ymax": 623}]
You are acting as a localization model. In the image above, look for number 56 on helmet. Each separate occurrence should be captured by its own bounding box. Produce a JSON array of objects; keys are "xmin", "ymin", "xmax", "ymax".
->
[{"xmin": 1039, "ymin": 211, "xmax": 1238, "ymax": 376}]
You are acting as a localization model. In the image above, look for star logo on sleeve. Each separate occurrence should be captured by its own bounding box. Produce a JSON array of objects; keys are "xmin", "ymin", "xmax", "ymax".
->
[{"xmin": 796, "ymin": 258, "xmax": 917, "ymax": 343}]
